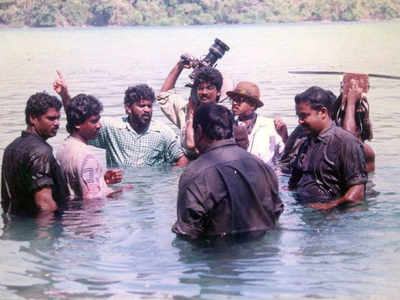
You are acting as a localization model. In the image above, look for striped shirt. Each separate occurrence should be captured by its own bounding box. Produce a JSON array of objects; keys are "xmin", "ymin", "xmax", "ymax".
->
[{"xmin": 89, "ymin": 116, "xmax": 184, "ymax": 168}]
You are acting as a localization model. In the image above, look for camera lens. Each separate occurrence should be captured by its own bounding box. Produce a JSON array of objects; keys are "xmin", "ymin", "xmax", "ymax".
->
[{"xmin": 203, "ymin": 38, "xmax": 230, "ymax": 66}]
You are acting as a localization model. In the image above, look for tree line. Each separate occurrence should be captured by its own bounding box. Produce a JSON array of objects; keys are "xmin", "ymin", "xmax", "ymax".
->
[{"xmin": 1, "ymin": 0, "xmax": 399, "ymax": 27}]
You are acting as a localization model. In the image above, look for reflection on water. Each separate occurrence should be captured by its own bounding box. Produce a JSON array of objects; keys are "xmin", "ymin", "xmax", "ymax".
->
[{"xmin": 1, "ymin": 21, "xmax": 400, "ymax": 299}]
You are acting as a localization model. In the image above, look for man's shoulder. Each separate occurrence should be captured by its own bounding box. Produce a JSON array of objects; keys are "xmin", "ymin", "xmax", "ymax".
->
[
  {"xmin": 157, "ymin": 89, "xmax": 188, "ymax": 106},
  {"xmin": 329, "ymin": 125, "xmax": 360, "ymax": 144},
  {"xmin": 101, "ymin": 116, "xmax": 127, "ymax": 130},
  {"xmin": 149, "ymin": 119, "xmax": 176, "ymax": 135}
]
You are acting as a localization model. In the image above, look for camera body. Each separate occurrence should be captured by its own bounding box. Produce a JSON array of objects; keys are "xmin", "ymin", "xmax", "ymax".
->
[{"xmin": 181, "ymin": 38, "xmax": 230, "ymax": 82}]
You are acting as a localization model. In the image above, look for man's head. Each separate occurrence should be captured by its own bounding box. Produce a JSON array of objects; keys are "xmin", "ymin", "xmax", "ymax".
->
[
  {"xmin": 192, "ymin": 66, "xmax": 223, "ymax": 104},
  {"xmin": 124, "ymin": 84, "xmax": 155, "ymax": 128},
  {"xmin": 25, "ymin": 92, "xmax": 62, "ymax": 140},
  {"xmin": 227, "ymin": 81, "xmax": 263, "ymax": 117},
  {"xmin": 66, "ymin": 94, "xmax": 103, "ymax": 140},
  {"xmin": 193, "ymin": 103, "xmax": 233, "ymax": 153},
  {"xmin": 294, "ymin": 86, "xmax": 336, "ymax": 136}
]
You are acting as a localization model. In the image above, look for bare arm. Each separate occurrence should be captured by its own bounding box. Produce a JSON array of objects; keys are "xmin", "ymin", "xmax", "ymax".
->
[
  {"xmin": 343, "ymin": 86, "xmax": 362, "ymax": 138},
  {"xmin": 183, "ymin": 101, "xmax": 197, "ymax": 153},
  {"xmin": 175, "ymin": 155, "xmax": 189, "ymax": 167},
  {"xmin": 160, "ymin": 56, "xmax": 193, "ymax": 93},
  {"xmin": 274, "ymin": 117, "xmax": 289, "ymax": 144},
  {"xmin": 344, "ymin": 87, "xmax": 375, "ymax": 173},
  {"xmin": 34, "ymin": 187, "xmax": 58, "ymax": 212},
  {"xmin": 364, "ymin": 143, "xmax": 375, "ymax": 173},
  {"xmin": 53, "ymin": 70, "xmax": 72, "ymax": 109},
  {"xmin": 160, "ymin": 62, "xmax": 185, "ymax": 93},
  {"xmin": 310, "ymin": 184, "xmax": 365, "ymax": 211}
]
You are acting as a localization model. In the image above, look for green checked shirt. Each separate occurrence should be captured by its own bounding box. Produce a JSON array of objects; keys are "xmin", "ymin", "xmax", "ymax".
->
[{"xmin": 88, "ymin": 116, "xmax": 184, "ymax": 168}]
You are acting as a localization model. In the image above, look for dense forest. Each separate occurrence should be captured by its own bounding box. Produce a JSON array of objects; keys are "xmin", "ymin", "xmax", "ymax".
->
[{"xmin": 0, "ymin": 0, "xmax": 399, "ymax": 27}]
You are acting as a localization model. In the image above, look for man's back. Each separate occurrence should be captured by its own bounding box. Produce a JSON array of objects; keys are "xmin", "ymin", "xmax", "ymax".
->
[
  {"xmin": 173, "ymin": 139, "xmax": 283, "ymax": 239},
  {"xmin": 1, "ymin": 132, "xmax": 68, "ymax": 215}
]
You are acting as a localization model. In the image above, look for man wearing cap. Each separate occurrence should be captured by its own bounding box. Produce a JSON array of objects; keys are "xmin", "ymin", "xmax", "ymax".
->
[{"xmin": 228, "ymin": 81, "xmax": 285, "ymax": 165}]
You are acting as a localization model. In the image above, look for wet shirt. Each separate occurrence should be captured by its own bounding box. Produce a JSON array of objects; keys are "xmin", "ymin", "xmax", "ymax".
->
[
  {"xmin": 172, "ymin": 139, "xmax": 284, "ymax": 239},
  {"xmin": 88, "ymin": 117, "xmax": 184, "ymax": 168},
  {"xmin": 56, "ymin": 136, "xmax": 113, "ymax": 199},
  {"xmin": 279, "ymin": 125, "xmax": 307, "ymax": 174},
  {"xmin": 289, "ymin": 123, "xmax": 367, "ymax": 203},
  {"xmin": 1, "ymin": 131, "xmax": 68, "ymax": 215}
]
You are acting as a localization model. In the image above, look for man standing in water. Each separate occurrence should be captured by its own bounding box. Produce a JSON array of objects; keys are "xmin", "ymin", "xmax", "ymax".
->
[
  {"xmin": 289, "ymin": 86, "xmax": 368, "ymax": 210},
  {"xmin": 157, "ymin": 59, "xmax": 224, "ymax": 158},
  {"xmin": 1, "ymin": 92, "xmax": 68, "ymax": 216},
  {"xmin": 172, "ymin": 103, "xmax": 283, "ymax": 240},
  {"xmin": 54, "ymin": 71, "xmax": 188, "ymax": 168},
  {"xmin": 228, "ymin": 81, "xmax": 285, "ymax": 165},
  {"xmin": 56, "ymin": 94, "xmax": 124, "ymax": 199}
]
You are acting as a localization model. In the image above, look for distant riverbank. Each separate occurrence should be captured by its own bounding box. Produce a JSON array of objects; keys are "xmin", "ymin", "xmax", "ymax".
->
[{"xmin": 1, "ymin": 0, "xmax": 400, "ymax": 27}]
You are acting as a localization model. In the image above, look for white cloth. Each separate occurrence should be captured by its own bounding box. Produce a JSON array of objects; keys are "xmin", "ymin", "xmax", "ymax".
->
[{"xmin": 245, "ymin": 116, "xmax": 284, "ymax": 165}]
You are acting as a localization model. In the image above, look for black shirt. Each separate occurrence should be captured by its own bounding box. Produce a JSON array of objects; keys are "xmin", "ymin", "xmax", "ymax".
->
[
  {"xmin": 289, "ymin": 123, "xmax": 368, "ymax": 203},
  {"xmin": 1, "ymin": 131, "xmax": 68, "ymax": 215},
  {"xmin": 172, "ymin": 139, "xmax": 283, "ymax": 239}
]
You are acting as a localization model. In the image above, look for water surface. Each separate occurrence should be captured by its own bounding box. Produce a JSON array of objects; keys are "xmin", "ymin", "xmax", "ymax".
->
[{"xmin": 0, "ymin": 21, "xmax": 400, "ymax": 299}]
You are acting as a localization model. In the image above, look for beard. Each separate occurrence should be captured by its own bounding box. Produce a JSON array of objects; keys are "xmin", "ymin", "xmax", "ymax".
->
[{"xmin": 130, "ymin": 113, "xmax": 151, "ymax": 129}]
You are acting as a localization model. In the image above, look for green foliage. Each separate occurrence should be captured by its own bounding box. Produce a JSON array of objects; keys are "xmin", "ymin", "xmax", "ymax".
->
[{"xmin": 0, "ymin": 0, "xmax": 399, "ymax": 27}]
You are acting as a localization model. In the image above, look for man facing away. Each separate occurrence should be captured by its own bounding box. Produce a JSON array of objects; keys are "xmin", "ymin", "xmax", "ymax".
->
[
  {"xmin": 157, "ymin": 59, "xmax": 224, "ymax": 158},
  {"xmin": 56, "ymin": 94, "xmax": 124, "ymax": 199},
  {"xmin": 1, "ymin": 92, "xmax": 68, "ymax": 216},
  {"xmin": 172, "ymin": 103, "xmax": 283, "ymax": 240},
  {"xmin": 227, "ymin": 81, "xmax": 285, "ymax": 165},
  {"xmin": 53, "ymin": 71, "xmax": 188, "ymax": 168},
  {"xmin": 289, "ymin": 86, "xmax": 368, "ymax": 210}
]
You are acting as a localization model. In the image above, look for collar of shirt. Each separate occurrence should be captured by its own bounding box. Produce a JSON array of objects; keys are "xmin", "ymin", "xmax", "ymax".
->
[
  {"xmin": 204, "ymin": 139, "xmax": 237, "ymax": 154},
  {"xmin": 21, "ymin": 130, "xmax": 47, "ymax": 142},
  {"xmin": 312, "ymin": 121, "xmax": 336, "ymax": 144}
]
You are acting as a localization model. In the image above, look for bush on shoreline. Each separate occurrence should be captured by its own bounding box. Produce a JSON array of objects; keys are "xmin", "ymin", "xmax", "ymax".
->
[{"xmin": 0, "ymin": 0, "xmax": 399, "ymax": 27}]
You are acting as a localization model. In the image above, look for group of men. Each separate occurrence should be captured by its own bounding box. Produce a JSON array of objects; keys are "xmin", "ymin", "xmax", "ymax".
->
[{"xmin": 1, "ymin": 56, "xmax": 374, "ymax": 240}]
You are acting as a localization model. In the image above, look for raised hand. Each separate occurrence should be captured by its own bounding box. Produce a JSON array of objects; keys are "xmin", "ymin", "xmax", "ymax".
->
[
  {"xmin": 274, "ymin": 117, "xmax": 288, "ymax": 143},
  {"xmin": 53, "ymin": 70, "xmax": 68, "ymax": 96}
]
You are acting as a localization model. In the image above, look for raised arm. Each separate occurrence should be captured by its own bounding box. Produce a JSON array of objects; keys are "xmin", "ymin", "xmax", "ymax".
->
[
  {"xmin": 344, "ymin": 87, "xmax": 375, "ymax": 172},
  {"xmin": 160, "ymin": 55, "xmax": 193, "ymax": 93},
  {"xmin": 53, "ymin": 70, "xmax": 72, "ymax": 109},
  {"xmin": 274, "ymin": 117, "xmax": 289, "ymax": 144},
  {"xmin": 342, "ymin": 86, "xmax": 362, "ymax": 138}
]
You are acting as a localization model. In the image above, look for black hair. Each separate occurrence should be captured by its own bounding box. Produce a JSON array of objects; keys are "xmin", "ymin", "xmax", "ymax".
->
[
  {"xmin": 193, "ymin": 66, "xmax": 223, "ymax": 92},
  {"xmin": 294, "ymin": 86, "xmax": 337, "ymax": 117},
  {"xmin": 66, "ymin": 94, "xmax": 103, "ymax": 134},
  {"xmin": 124, "ymin": 84, "xmax": 155, "ymax": 107},
  {"xmin": 25, "ymin": 92, "xmax": 62, "ymax": 126},
  {"xmin": 333, "ymin": 93, "xmax": 373, "ymax": 141},
  {"xmin": 193, "ymin": 103, "xmax": 233, "ymax": 140}
]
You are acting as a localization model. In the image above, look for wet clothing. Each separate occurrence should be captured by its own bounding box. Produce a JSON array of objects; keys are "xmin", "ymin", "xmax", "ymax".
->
[
  {"xmin": 88, "ymin": 116, "xmax": 184, "ymax": 168},
  {"xmin": 1, "ymin": 131, "xmax": 68, "ymax": 215},
  {"xmin": 172, "ymin": 139, "xmax": 283, "ymax": 239},
  {"xmin": 56, "ymin": 136, "xmax": 113, "ymax": 199},
  {"xmin": 244, "ymin": 115, "xmax": 284, "ymax": 165},
  {"xmin": 279, "ymin": 125, "xmax": 307, "ymax": 174},
  {"xmin": 289, "ymin": 123, "xmax": 367, "ymax": 203}
]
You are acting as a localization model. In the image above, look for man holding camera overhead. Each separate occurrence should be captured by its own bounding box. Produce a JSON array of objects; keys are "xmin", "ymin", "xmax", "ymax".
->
[{"xmin": 157, "ymin": 39, "xmax": 231, "ymax": 159}]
